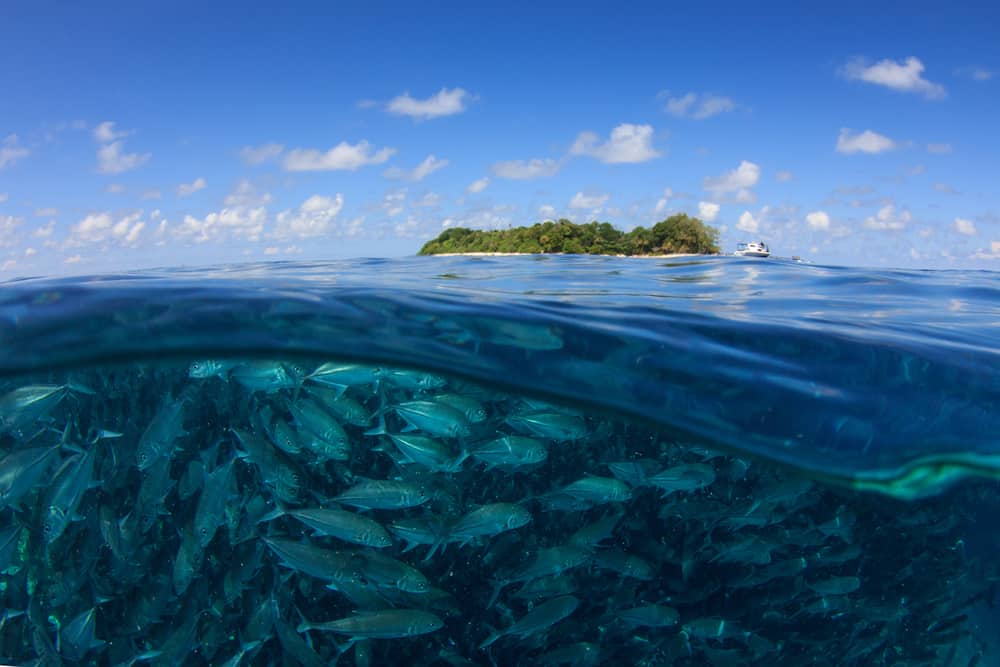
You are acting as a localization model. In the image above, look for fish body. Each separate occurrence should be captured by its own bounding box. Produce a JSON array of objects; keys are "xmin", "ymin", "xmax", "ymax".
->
[
  {"xmin": 646, "ymin": 463, "xmax": 716, "ymax": 495},
  {"xmin": 479, "ymin": 595, "xmax": 579, "ymax": 648},
  {"xmin": 0, "ymin": 384, "xmax": 67, "ymax": 433},
  {"xmin": 470, "ymin": 436, "xmax": 547, "ymax": 469},
  {"xmin": 386, "ymin": 433, "xmax": 465, "ymax": 471},
  {"xmin": 0, "ymin": 444, "xmax": 61, "ymax": 509},
  {"xmin": 505, "ymin": 412, "xmax": 586, "ymax": 441},
  {"xmin": 136, "ymin": 395, "xmax": 187, "ymax": 471},
  {"xmin": 289, "ymin": 397, "xmax": 351, "ymax": 461},
  {"xmin": 308, "ymin": 387, "xmax": 372, "ymax": 427},
  {"xmin": 283, "ymin": 507, "xmax": 393, "ymax": 548},
  {"xmin": 193, "ymin": 459, "xmax": 234, "ymax": 548},
  {"xmin": 229, "ymin": 361, "xmax": 297, "ymax": 393},
  {"xmin": 432, "ymin": 393, "xmax": 487, "ymax": 423},
  {"xmin": 41, "ymin": 448, "xmax": 96, "ymax": 543},
  {"xmin": 334, "ymin": 479, "xmax": 430, "ymax": 511},
  {"xmin": 618, "ymin": 604, "xmax": 679, "ymax": 627},
  {"xmin": 298, "ymin": 609, "xmax": 443, "ymax": 639},
  {"xmin": 447, "ymin": 503, "xmax": 531, "ymax": 546},
  {"xmin": 393, "ymin": 400, "xmax": 471, "ymax": 439},
  {"xmin": 262, "ymin": 537, "xmax": 360, "ymax": 583}
]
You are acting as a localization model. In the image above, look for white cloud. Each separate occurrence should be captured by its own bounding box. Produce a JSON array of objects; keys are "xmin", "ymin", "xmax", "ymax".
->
[
  {"xmin": 664, "ymin": 92, "xmax": 736, "ymax": 119},
  {"xmin": 0, "ymin": 192, "xmax": 7, "ymax": 202},
  {"xmin": 93, "ymin": 121, "xmax": 130, "ymax": 143},
  {"xmin": 0, "ymin": 215, "xmax": 23, "ymax": 247},
  {"xmin": 836, "ymin": 128, "xmax": 899, "ymax": 155},
  {"xmin": 383, "ymin": 154, "xmax": 448, "ymax": 182},
  {"xmin": 64, "ymin": 254, "xmax": 82, "ymax": 264},
  {"xmin": 382, "ymin": 189, "xmax": 407, "ymax": 217},
  {"xmin": 491, "ymin": 158, "xmax": 561, "ymax": 180},
  {"xmin": 698, "ymin": 201, "xmax": 720, "ymax": 222},
  {"xmin": 864, "ymin": 204, "xmax": 911, "ymax": 230},
  {"xmin": 775, "ymin": 170, "xmax": 794, "ymax": 183},
  {"xmin": 955, "ymin": 66, "xmax": 993, "ymax": 81},
  {"xmin": 176, "ymin": 177, "xmax": 206, "ymax": 197},
  {"xmin": 274, "ymin": 194, "xmax": 344, "ymax": 239},
  {"xmin": 24, "ymin": 247, "xmax": 36, "ymax": 256},
  {"xmin": 954, "ymin": 217, "xmax": 977, "ymax": 236},
  {"xmin": 33, "ymin": 221, "xmax": 54, "ymax": 238},
  {"xmin": 539, "ymin": 204, "xmax": 557, "ymax": 219},
  {"xmin": 927, "ymin": 142, "xmax": 952, "ymax": 154},
  {"xmin": 841, "ymin": 56, "xmax": 946, "ymax": 99},
  {"xmin": 737, "ymin": 211, "xmax": 759, "ymax": 233},
  {"xmin": 34, "ymin": 208, "xmax": 58, "ymax": 218},
  {"xmin": 264, "ymin": 246, "xmax": 280, "ymax": 255},
  {"xmin": 703, "ymin": 160, "xmax": 760, "ymax": 203},
  {"xmin": 283, "ymin": 141, "xmax": 396, "ymax": 171},
  {"xmin": 570, "ymin": 123, "xmax": 660, "ymax": 164},
  {"xmin": 141, "ymin": 189, "xmax": 161, "ymax": 200},
  {"xmin": 569, "ymin": 192, "xmax": 609, "ymax": 209},
  {"xmin": 0, "ymin": 134, "xmax": 29, "ymax": 169},
  {"xmin": 240, "ymin": 142, "xmax": 284, "ymax": 165},
  {"xmin": 654, "ymin": 188, "xmax": 673, "ymax": 216},
  {"xmin": 70, "ymin": 211, "xmax": 146, "ymax": 246},
  {"xmin": 934, "ymin": 183, "xmax": 958, "ymax": 195},
  {"xmin": 972, "ymin": 241, "xmax": 1000, "ymax": 260},
  {"xmin": 386, "ymin": 87, "xmax": 469, "ymax": 120},
  {"xmin": 466, "ymin": 177, "xmax": 490, "ymax": 194},
  {"xmin": 97, "ymin": 141, "xmax": 150, "ymax": 174},
  {"xmin": 224, "ymin": 180, "xmax": 272, "ymax": 207},
  {"xmin": 806, "ymin": 210, "xmax": 831, "ymax": 230},
  {"xmin": 175, "ymin": 207, "xmax": 267, "ymax": 244},
  {"xmin": 106, "ymin": 183, "xmax": 126, "ymax": 194},
  {"xmin": 413, "ymin": 192, "xmax": 441, "ymax": 207}
]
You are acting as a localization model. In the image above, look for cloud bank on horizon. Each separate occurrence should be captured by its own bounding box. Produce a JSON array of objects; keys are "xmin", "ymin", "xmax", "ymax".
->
[{"xmin": 0, "ymin": 4, "xmax": 998, "ymax": 275}]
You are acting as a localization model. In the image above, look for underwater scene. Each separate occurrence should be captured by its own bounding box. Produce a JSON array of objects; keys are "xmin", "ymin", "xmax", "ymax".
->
[{"xmin": 1, "ymin": 255, "xmax": 998, "ymax": 666}]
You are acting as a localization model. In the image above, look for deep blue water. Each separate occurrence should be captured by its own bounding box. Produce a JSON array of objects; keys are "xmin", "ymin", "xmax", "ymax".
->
[
  {"xmin": 0, "ymin": 254, "xmax": 998, "ymax": 666},
  {"xmin": 3, "ymin": 255, "xmax": 998, "ymax": 497}
]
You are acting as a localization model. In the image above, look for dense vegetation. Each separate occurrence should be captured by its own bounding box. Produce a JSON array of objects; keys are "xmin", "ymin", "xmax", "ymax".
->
[{"xmin": 418, "ymin": 214, "xmax": 721, "ymax": 256}]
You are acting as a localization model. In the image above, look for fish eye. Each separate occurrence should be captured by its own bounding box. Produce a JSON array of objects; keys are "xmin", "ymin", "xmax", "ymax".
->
[{"xmin": 199, "ymin": 526, "xmax": 208, "ymax": 535}]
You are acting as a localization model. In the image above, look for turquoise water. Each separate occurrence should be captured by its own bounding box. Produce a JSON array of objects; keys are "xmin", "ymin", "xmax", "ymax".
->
[{"xmin": 0, "ymin": 255, "xmax": 997, "ymax": 664}]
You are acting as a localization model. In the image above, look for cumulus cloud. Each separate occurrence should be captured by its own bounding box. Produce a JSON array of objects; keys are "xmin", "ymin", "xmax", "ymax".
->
[
  {"xmin": 70, "ymin": 211, "xmax": 146, "ymax": 246},
  {"xmin": 663, "ymin": 92, "xmax": 736, "ymax": 119},
  {"xmin": 864, "ymin": 204, "xmax": 911, "ymax": 230},
  {"xmin": 274, "ymin": 194, "xmax": 344, "ymax": 239},
  {"xmin": 386, "ymin": 87, "xmax": 469, "ymax": 120},
  {"xmin": 570, "ymin": 123, "xmax": 660, "ymax": 164},
  {"xmin": 176, "ymin": 177, "xmax": 206, "ymax": 197},
  {"xmin": 841, "ymin": 56, "xmax": 946, "ymax": 99},
  {"xmin": 955, "ymin": 66, "xmax": 993, "ymax": 81},
  {"xmin": 174, "ymin": 207, "xmax": 267, "ymax": 244},
  {"xmin": 539, "ymin": 204, "xmax": 557, "ymax": 219},
  {"xmin": 703, "ymin": 160, "xmax": 760, "ymax": 203},
  {"xmin": 737, "ymin": 211, "xmax": 759, "ymax": 233},
  {"xmin": 224, "ymin": 180, "xmax": 272, "ymax": 207},
  {"xmin": 836, "ymin": 128, "xmax": 899, "ymax": 154},
  {"xmin": 0, "ymin": 215, "xmax": 23, "ymax": 247},
  {"xmin": 466, "ymin": 177, "xmax": 490, "ymax": 194},
  {"xmin": 93, "ymin": 121, "xmax": 130, "ymax": 143},
  {"xmin": 972, "ymin": 241, "xmax": 1000, "ymax": 259},
  {"xmin": 806, "ymin": 210, "xmax": 831, "ymax": 230},
  {"xmin": 383, "ymin": 154, "xmax": 448, "ymax": 182},
  {"xmin": 0, "ymin": 134, "xmax": 30, "ymax": 169},
  {"xmin": 240, "ymin": 142, "xmax": 285, "ymax": 165},
  {"xmin": 954, "ymin": 217, "xmax": 977, "ymax": 236},
  {"xmin": 698, "ymin": 201, "xmax": 720, "ymax": 222},
  {"xmin": 654, "ymin": 188, "xmax": 673, "ymax": 216},
  {"xmin": 97, "ymin": 141, "xmax": 150, "ymax": 174},
  {"xmin": 491, "ymin": 158, "xmax": 561, "ymax": 180},
  {"xmin": 283, "ymin": 140, "xmax": 396, "ymax": 171},
  {"xmin": 569, "ymin": 192, "xmax": 609, "ymax": 209}
]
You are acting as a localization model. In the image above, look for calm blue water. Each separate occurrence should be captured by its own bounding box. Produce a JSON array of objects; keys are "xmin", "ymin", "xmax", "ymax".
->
[
  {"xmin": 0, "ymin": 254, "xmax": 998, "ymax": 665},
  {"xmin": 3, "ymin": 255, "xmax": 998, "ymax": 496}
]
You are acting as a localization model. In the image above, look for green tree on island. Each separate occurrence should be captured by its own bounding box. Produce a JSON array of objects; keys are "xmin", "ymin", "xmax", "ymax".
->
[{"xmin": 418, "ymin": 214, "xmax": 720, "ymax": 256}]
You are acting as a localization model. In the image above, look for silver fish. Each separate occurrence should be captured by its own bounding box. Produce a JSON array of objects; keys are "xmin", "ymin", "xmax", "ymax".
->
[
  {"xmin": 334, "ymin": 479, "xmax": 431, "ymax": 511},
  {"xmin": 297, "ymin": 609, "xmax": 443, "ymax": 640},
  {"xmin": 279, "ymin": 506, "xmax": 393, "ymax": 548},
  {"xmin": 447, "ymin": 503, "xmax": 532, "ymax": 546},
  {"xmin": 479, "ymin": 595, "xmax": 579, "ymax": 648}
]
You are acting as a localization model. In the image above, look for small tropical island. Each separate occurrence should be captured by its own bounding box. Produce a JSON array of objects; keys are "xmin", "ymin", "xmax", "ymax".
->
[{"xmin": 418, "ymin": 214, "xmax": 721, "ymax": 256}]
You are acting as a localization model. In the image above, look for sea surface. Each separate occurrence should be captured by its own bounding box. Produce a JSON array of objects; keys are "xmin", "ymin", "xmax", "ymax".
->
[{"xmin": 0, "ymin": 254, "xmax": 997, "ymax": 665}]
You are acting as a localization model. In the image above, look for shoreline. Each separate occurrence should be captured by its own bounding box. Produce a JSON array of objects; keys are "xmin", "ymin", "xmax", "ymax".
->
[{"xmin": 424, "ymin": 252, "xmax": 711, "ymax": 258}]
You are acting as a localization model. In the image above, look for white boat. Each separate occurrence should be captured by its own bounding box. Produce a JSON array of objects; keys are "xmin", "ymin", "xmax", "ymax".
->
[{"xmin": 734, "ymin": 241, "xmax": 770, "ymax": 258}]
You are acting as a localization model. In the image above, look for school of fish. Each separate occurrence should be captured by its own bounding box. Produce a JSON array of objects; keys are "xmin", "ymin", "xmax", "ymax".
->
[{"xmin": 0, "ymin": 358, "xmax": 995, "ymax": 666}]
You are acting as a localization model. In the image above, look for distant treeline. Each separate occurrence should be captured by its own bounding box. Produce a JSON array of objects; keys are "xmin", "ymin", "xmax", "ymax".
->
[{"xmin": 418, "ymin": 214, "xmax": 721, "ymax": 256}]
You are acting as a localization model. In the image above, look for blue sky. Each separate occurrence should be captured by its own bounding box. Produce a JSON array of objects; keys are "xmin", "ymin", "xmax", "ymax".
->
[{"xmin": 1, "ymin": 1, "xmax": 998, "ymax": 276}]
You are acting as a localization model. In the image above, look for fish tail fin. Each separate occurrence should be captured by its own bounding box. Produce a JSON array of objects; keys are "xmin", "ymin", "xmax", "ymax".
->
[
  {"xmin": 478, "ymin": 626, "xmax": 501, "ymax": 650},
  {"xmin": 486, "ymin": 579, "xmax": 506, "ymax": 608}
]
